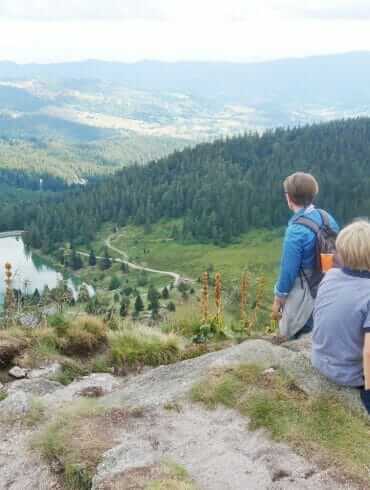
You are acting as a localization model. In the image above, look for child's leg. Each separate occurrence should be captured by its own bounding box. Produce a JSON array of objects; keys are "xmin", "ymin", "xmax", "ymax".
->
[{"xmin": 360, "ymin": 389, "xmax": 370, "ymax": 414}]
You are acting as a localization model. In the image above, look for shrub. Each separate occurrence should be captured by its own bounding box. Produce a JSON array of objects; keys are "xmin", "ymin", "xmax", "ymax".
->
[
  {"xmin": 109, "ymin": 275, "xmax": 121, "ymax": 291},
  {"xmin": 167, "ymin": 301, "xmax": 176, "ymax": 312},
  {"xmin": 58, "ymin": 316, "xmax": 107, "ymax": 356},
  {"xmin": 54, "ymin": 359, "xmax": 90, "ymax": 385},
  {"xmin": 0, "ymin": 328, "xmax": 29, "ymax": 366},
  {"xmin": 48, "ymin": 314, "xmax": 69, "ymax": 336},
  {"xmin": 109, "ymin": 326, "xmax": 182, "ymax": 368}
]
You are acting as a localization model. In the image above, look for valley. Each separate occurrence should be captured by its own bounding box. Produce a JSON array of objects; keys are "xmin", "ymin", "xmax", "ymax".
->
[{"xmin": 2, "ymin": 54, "xmax": 370, "ymax": 489}]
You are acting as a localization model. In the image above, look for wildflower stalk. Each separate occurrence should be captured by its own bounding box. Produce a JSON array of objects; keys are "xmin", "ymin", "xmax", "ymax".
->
[
  {"xmin": 201, "ymin": 272, "xmax": 209, "ymax": 323},
  {"xmin": 214, "ymin": 272, "xmax": 223, "ymax": 328}
]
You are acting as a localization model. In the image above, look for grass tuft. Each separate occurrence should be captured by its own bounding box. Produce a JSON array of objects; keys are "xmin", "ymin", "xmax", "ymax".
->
[
  {"xmin": 58, "ymin": 315, "xmax": 107, "ymax": 356},
  {"xmin": 109, "ymin": 326, "xmax": 183, "ymax": 368},
  {"xmin": 33, "ymin": 401, "xmax": 138, "ymax": 489}
]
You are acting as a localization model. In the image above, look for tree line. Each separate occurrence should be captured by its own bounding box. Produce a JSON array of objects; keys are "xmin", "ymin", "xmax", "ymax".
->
[{"xmin": 2, "ymin": 117, "xmax": 370, "ymax": 250}]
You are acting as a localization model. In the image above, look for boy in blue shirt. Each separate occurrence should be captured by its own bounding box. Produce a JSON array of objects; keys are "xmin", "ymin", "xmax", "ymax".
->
[
  {"xmin": 272, "ymin": 172, "xmax": 339, "ymax": 338},
  {"xmin": 312, "ymin": 220, "xmax": 370, "ymax": 413}
]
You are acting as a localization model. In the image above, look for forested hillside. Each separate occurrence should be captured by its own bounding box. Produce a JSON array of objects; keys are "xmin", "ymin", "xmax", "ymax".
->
[{"xmin": 3, "ymin": 118, "xmax": 370, "ymax": 250}]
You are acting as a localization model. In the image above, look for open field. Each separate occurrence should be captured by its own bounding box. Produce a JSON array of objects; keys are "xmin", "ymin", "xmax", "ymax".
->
[{"xmin": 107, "ymin": 223, "xmax": 283, "ymax": 290}]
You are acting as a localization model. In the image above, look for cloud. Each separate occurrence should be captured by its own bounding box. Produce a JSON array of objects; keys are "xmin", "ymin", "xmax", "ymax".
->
[
  {"xmin": 0, "ymin": 0, "xmax": 261, "ymax": 23},
  {"xmin": 0, "ymin": 0, "xmax": 165, "ymax": 21},
  {"xmin": 272, "ymin": 0, "xmax": 370, "ymax": 21}
]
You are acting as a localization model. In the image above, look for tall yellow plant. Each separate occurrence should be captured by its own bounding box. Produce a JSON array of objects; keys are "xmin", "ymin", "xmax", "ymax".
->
[
  {"xmin": 4, "ymin": 262, "xmax": 15, "ymax": 325},
  {"xmin": 214, "ymin": 272, "xmax": 223, "ymax": 327},
  {"xmin": 201, "ymin": 272, "xmax": 209, "ymax": 323},
  {"xmin": 239, "ymin": 272, "xmax": 249, "ymax": 323}
]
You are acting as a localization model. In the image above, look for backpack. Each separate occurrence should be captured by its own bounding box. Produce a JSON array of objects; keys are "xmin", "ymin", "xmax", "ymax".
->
[{"xmin": 294, "ymin": 209, "xmax": 338, "ymax": 298}]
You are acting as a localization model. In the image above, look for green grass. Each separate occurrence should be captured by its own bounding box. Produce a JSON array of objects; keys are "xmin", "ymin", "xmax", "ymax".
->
[
  {"xmin": 109, "ymin": 223, "xmax": 282, "ymax": 288},
  {"xmin": 191, "ymin": 364, "xmax": 370, "ymax": 483},
  {"xmin": 147, "ymin": 461, "xmax": 198, "ymax": 490},
  {"xmin": 109, "ymin": 325, "xmax": 183, "ymax": 368},
  {"xmin": 32, "ymin": 400, "xmax": 105, "ymax": 489},
  {"xmin": 83, "ymin": 222, "xmax": 282, "ymax": 331},
  {"xmin": 33, "ymin": 401, "xmax": 145, "ymax": 489}
]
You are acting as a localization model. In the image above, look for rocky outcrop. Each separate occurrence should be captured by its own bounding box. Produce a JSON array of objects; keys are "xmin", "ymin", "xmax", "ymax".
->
[
  {"xmin": 0, "ymin": 338, "xmax": 366, "ymax": 490},
  {"xmin": 101, "ymin": 338, "xmax": 365, "ymax": 414}
]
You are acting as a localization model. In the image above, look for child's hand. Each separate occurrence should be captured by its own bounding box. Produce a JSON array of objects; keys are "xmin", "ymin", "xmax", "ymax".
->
[{"xmin": 271, "ymin": 297, "xmax": 284, "ymax": 321}]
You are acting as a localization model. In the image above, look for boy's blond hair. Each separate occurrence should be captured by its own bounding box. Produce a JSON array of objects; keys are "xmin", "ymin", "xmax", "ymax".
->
[{"xmin": 336, "ymin": 220, "xmax": 370, "ymax": 271}]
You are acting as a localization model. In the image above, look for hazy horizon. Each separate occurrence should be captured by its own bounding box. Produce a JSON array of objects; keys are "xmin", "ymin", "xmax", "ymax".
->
[
  {"xmin": 1, "ymin": 50, "xmax": 369, "ymax": 66},
  {"xmin": 1, "ymin": 1, "xmax": 370, "ymax": 63}
]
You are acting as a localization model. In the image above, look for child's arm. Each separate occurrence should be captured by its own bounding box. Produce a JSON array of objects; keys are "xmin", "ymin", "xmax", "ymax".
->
[{"xmin": 363, "ymin": 332, "xmax": 370, "ymax": 389}]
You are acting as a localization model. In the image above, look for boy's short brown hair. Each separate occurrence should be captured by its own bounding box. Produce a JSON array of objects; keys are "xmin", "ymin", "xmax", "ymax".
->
[
  {"xmin": 336, "ymin": 220, "xmax": 370, "ymax": 271},
  {"xmin": 283, "ymin": 172, "xmax": 319, "ymax": 207}
]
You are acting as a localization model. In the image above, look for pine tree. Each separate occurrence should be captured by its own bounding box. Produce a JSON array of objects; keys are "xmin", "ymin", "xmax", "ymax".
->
[
  {"xmin": 162, "ymin": 286, "xmax": 170, "ymax": 299},
  {"xmin": 89, "ymin": 249, "xmax": 97, "ymax": 266},
  {"xmin": 32, "ymin": 288, "xmax": 41, "ymax": 305},
  {"xmin": 119, "ymin": 302, "xmax": 127, "ymax": 317},
  {"xmin": 134, "ymin": 294, "xmax": 144, "ymax": 314},
  {"xmin": 109, "ymin": 275, "xmax": 121, "ymax": 290},
  {"xmin": 99, "ymin": 247, "xmax": 112, "ymax": 270},
  {"xmin": 148, "ymin": 285, "xmax": 160, "ymax": 311}
]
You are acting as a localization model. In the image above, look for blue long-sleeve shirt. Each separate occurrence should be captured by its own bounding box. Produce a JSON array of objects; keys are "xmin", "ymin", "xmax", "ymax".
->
[{"xmin": 275, "ymin": 206, "xmax": 339, "ymax": 297}]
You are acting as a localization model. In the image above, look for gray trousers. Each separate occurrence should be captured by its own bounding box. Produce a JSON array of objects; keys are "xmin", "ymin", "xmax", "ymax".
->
[{"xmin": 279, "ymin": 273, "xmax": 314, "ymax": 338}]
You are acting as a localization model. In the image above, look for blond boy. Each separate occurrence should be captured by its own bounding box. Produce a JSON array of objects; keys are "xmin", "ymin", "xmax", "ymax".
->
[{"xmin": 312, "ymin": 220, "xmax": 370, "ymax": 411}]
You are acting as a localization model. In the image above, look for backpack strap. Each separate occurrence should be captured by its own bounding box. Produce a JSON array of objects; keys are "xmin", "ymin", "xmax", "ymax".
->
[
  {"xmin": 294, "ymin": 209, "xmax": 331, "ymax": 235},
  {"xmin": 293, "ymin": 216, "xmax": 320, "ymax": 235},
  {"xmin": 317, "ymin": 209, "xmax": 330, "ymax": 228}
]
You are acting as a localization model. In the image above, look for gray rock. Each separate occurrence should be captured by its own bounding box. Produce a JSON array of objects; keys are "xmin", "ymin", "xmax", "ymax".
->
[
  {"xmin": 0, "ymin": 391, "xmax": 31, "ymax": 416},
  {"xmin": 18, "ymin": 313, "xmax": 39, "ymax": 328},
  {"xmin": 92, "ymin": 404, "xmax": 352, "ymax": 490},
  {"xmin": 102, "ymin": 339, "xmax": 366, "ymax": 415},
  {"xmin": 43, "ymin": 373, "xmax": 121, "ymax": 406},
  {"xmin": 9, "ymin": 367, "xmax": 27, "ymax": 379},
  {"xmin": 7, "ymin": 378, "xmax": 63, "ymax": 396},
  {"xmin": 28, "ymin": 363, "xmax": 62, "ymax": 380}
]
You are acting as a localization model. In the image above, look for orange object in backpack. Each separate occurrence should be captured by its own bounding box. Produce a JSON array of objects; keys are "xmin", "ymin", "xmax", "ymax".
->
[{"xmin": 320, "ymin": 253, "xmax": 334, "ymax": 273}]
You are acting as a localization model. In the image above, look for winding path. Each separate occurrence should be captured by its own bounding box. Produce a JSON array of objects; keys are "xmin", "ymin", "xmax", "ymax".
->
[{"xmin": 78, "ymin": 233, "xmax": 187, "ymax": 287}]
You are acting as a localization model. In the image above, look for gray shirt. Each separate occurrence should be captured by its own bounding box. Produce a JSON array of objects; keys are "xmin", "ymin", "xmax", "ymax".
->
[{"xmin": 312, "ymin": 267, "xmax": 370, "ymax": 387}]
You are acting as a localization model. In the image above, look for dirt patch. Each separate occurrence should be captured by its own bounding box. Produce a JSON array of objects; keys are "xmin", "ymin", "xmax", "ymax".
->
[
  {"xmin": 34, "ymin": 405, "xmax": 145, "ymax": 488},
  {"xmin": 0, "ymin": 337, "xmax": 28, "ymax": 367},
  {"xmin": 99, "ymin": 465, "xmax": 164, "ymax": 489},
  {"xmin": 77, "ymin": 386, "xmax": 106, "ymax": 398}
]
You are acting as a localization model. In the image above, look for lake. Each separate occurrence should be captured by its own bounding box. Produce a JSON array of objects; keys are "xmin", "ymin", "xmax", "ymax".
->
[{"xmin": 0, "ymin": 236, "xmax": 93, "ymax": 304}]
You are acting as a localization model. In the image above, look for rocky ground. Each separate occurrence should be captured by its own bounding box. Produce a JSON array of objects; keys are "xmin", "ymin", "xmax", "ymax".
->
[{"xmin": 0, "ymin": 338, "xmax": 367, "ymax": 490}]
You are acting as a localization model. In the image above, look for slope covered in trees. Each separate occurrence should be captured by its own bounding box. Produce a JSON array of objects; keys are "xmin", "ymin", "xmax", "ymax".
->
[{"xmin": 3, "ymin": 118, "xmax": 370, "ymax": 250}]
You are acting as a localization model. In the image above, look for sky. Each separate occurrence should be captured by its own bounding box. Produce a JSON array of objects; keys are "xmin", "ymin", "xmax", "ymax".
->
[{"xmin": 0, "ymin": 0, "xmax": 370, "ymax": 63}]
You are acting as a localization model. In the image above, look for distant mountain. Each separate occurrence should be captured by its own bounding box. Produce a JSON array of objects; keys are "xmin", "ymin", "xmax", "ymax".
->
[
  {"xmin": 1, "ymin": 52, "xmax": 370, "ymax": 106},
  {"xmin": 1, "ymin": 52, "xmax": 370, "ymax": 186}
]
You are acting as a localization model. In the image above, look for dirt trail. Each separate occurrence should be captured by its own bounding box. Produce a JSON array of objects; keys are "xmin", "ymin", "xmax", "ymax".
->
[{"xmin": 77, "ymin": 233, "xmax": 186, "ymax": 287}]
